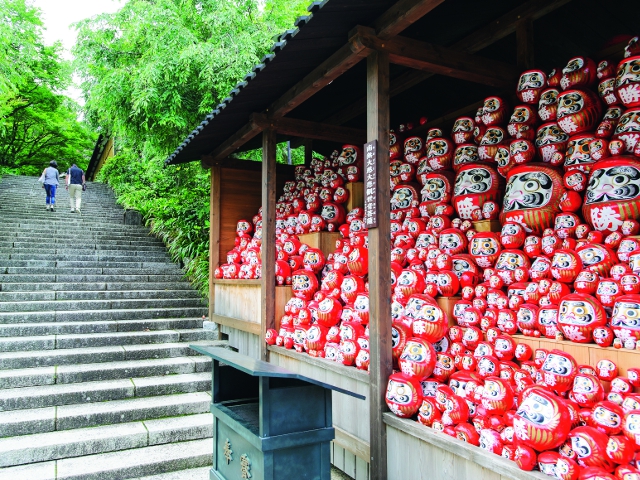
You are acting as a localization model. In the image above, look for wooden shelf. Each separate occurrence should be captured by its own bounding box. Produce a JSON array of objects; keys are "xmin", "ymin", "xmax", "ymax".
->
[
  {"xmin": 298, "ymin": 231, "xmax": 341, "ymax": 258},
  {"xmin": 514, "ymin": 335, "xmax": 640, "ymax": 387},
  {"xmin": 211, "ymin": 313, "xmax": 261, "ymax": 336},
  {"xmin": 384, "ymin": 414, "xmax": 548, "ymax": 480},
  {"xmin": 212, "ymin": 279, "xmax": 261, "ymax": 285},
  {"xmin": 268, "ymin": 346, "xmax": 370, "ymax": 383}
]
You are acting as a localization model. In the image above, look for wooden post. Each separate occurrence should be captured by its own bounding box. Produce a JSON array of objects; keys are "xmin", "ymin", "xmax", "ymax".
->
[
  {"xmin": 209, "ymin": 167, "xmax": 221, "ymax": 338},
  {"xmin": 516, "ymin": 17, "xmax": 535, "ymax": 69},
  {"xmin": 304, "ymin": 138, "xmax": 313, "ymax": 167},
  {"xmin": 261, "ymin": 129, "xmax": 277, "ymax": 361},
  {"xmin": 367, "ymin": 50, "xmax": 391, "ymax": 480}
]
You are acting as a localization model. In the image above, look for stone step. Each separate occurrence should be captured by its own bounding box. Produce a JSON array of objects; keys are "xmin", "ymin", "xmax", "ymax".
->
[
  {"xmin": 0, "ymin": 289, "xmax": 199, "ymax": 302},
  {"xmin": 0, "ymin": 438, "xmax": 212, "ymax": 480},
  {"xmin": 0, "ymin": 297, "xmax": 205, "ymax": 312},
  {"xmin": 135, "ymin": 467, "xmax": 213, "ymax": 480},
  {"xmin": 0, "ymin": 273, "xmax": 186, "ymax": 284},
  {"xmin": 1, "ymin": 266, "xmax": 183, "ymax": 276},
  {"xmin": 5, "ymin": 253, "xmax": 170, "ymax": 262},
  {"xmin": 0, "ymin": 372, "xmax": 211, "ymax": 411},
  {"xmin": 0, "ymin": 281, "xmax": 193, "ymax": 292},
  {"xmin": 0, "ymin": 318, "xmax": 204, "ymax": 337},
  {"xmin": 0, "ymin": 329, "xmax": 215, "ymax": 352},
  {"xmin": 0, "ymin": 356, "xmax": 211, "ymax": 389},
  {"xmin": 0, "ymin": 391, "xmax": 211, "ymax": 438},
  {"xmin": 0, "ymin": 341, "xmax": 223, "ymax": 370},
  {"xmin": 0, "ymin": 413, "xmax": 212, "ymax": 467},
  {"xmin": 0, "ymin": 307, "xmax": 207, "ymax": 324}
]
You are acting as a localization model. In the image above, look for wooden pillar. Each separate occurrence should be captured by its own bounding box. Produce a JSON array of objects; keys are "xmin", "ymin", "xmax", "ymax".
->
[
  {"xmin": 304, "ymin": 138, "xmax": 313, "ymax": 167},
  {"xmin": 516, "ymin": 18, "xmax": 535, "ymax": 69},
  {"xmin": 261, "ymin": 129, "xmax": 277, "ymax": 361},
  {"xmin": 209, "ymin": 166, "xmax": 221, "ymax": 338},
  {"xmin": 366, "ymin": 50, "xmax": 391, "ymax": 480}
]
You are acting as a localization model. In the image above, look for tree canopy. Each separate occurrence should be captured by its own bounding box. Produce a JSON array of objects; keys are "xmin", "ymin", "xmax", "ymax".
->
[
  {"xmin": 0, "ymin": 0, "xmax": 95, "ymax": 175},
  {"xmin": 73, "ymin": 0, "xmax": 310, "ymax": 295}
]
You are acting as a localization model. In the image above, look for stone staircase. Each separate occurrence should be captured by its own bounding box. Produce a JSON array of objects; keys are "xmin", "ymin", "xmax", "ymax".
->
[{"xmin": 0, "ymin": 175, "xmax": 217, "ymax": 479}]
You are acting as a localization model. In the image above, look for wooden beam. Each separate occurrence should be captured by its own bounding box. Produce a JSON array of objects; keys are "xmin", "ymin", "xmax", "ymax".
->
[
  {"xmin": 267, "ymin": 29, "xmax": 372, "ymax": 119},
  {"xmin": 517, "ymin": 18, "xmax": 535, "ymax": 69},
  {"xmin": 204, "ymin": 119, "xmax": 264, "ymax": 165},
  {"xmin": 210, "ymin": 314, "xmax": 261, "ymax": 336},
  {"xmin": 367, "ymin": 50, "xmax": 392, "ymax": 480},
  {"xmin": 252, "ymin": 113, "xmax": 367, "ymax": 144},
  {"xmin": 209, "ymin": 166, "xmax": 221, "ymax": 338},
  {"xmin": 353, "ymin": 31, "xmax": 518, "ymax": 88},
  {"xmin": 304, "ymin": 138, "xmax": 313, "ymax": 166},
  {"xmin": 323, "ymin": 0, "xmax": 573, "ymax": 126},
  {"xmin": 374, "ymin": 0, "xmax": 446, "ymax": 39},
  {"xmin": 260, "ymin": 128, "xmax": 277, "ymax": 361}
]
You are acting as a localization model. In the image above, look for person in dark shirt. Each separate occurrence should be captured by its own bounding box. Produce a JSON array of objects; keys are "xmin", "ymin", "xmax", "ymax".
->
[{"xmin": 66, "ymin": 164, "xmax": 85, "ymax": 213}]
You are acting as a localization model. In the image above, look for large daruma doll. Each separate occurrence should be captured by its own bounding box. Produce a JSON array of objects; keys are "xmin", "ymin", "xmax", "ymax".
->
[
  {"xmin": 501, "ymin": 164, "xmax": 565, "ymax": 234},
  {"xmin": 583, "ymin": 156, "xmax": 640, "ymax": 233},
  {"xmin": 452, "ymin": 164, "xmax": 501, "ymax": 219}
]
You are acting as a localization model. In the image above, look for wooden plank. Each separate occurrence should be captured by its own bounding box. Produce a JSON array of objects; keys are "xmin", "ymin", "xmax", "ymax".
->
[
  {"xmin": 213, "ymin": 283, "xmax": 261, "ymax": 322},
  {"xmin": 211, "ymin": 279, "xmax": 261, "ymax": 286},
  {"xmin": 218, "ymin": 167, "xmax": 262, "ymax": 262},
  {"xmin": 367, "ymin": 50, "xmax": 392, "ymax": 480},
  {"xmin": 355, "ymin": 456, "xmax": 370, "ymax": 480},
  {"xmin": 275, "ymin": 286, "xmax": 293, "ymax": 330},
  {"xmin": 298, "ymin": 232, "xmax": 341, "ymax": 258},
  {"xmin": 347, "ymin": 182, "xmax": 364, "ymax": 211},
  {"xmin": 211, "ymin": 314, "xmax": 261, "ymax": 336},
  {"xmin": 209, "ymin": 167, "xmax": 221, "ymax": 329},
  {"xmin": 268, "ymin": 346, "xmax": 370, "ymax": 383},
  {"xmin": 268, "ymin": 35, "xmax": 372, "ymax": 120},
  {"xmin": 384, "ymin": 414, "xmax": 549, "ymax": 480},
  {"xmin": 353, "ymin": 31, "xmax": 518, "ymax": 88},
  {"xmin": 344, "ymin": 450, "xmax": 357, "ymax": 478},
  {"xmin": 374, "ymin": 0, "xmax": 446, "ymax": 39},
  {"xmin": 516, "ymin": 18, "xmax": 535, "ymax": 70},
  {"xmin": 261, "ymin": 128, "xmax": 277, "ymax": 361},
  {"xmin": 335, "ymin": 427, "xmax": 371, "ymax": 463},
  {"xmin": 252, "ymin": 113, "xmax": 367, "ymax": 144}
]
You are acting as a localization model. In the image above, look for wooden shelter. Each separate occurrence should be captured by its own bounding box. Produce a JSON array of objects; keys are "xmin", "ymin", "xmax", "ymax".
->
[{"xmin": 166, "ymin": 1, "xmax": 640, "ymax": 478}]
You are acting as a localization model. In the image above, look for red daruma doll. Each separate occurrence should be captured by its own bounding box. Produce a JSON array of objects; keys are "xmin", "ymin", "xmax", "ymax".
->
[
  {"xmin": 452, "ymin": 165, "xmax": 501, "ymax": 220},
  {"xmin": 501, "ymin": 164, "xmax": 565, "ymax": 235},
  {"xmin": 385, "ymin": 372, "xmax": 422, "ymax": 418}
]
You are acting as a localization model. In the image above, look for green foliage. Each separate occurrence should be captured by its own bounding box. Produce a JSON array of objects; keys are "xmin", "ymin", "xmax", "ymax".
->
[
  {"xmin": 0, "ymin": 0, "xmax": 95, "ymax": 175},
  {"xmin": 78, "ymin": 0, "xmax": 310, "ymax": 296}
]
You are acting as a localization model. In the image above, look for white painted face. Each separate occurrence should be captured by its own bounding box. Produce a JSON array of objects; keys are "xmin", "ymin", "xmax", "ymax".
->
[
  {"xmin": 454, "ymin": 168, "xmax": 492, "ymax": 196},
  {"xmin": 516, "ymin": 392, "xmax": 555, "ymax": 425},
  {"xmin": 572, "ymin": 374, "xmax": 597, "ymax": 393},
  {"xmin": 421, "ymin": 178, "xmax": 446, "ymax": 202},
  {"xmin": 386, "ymin": 379, "xmax": 414, "ymax": 405},
  {"xmin": 542, "ymin": 353, "xmax": 573, "ymax": 376},
  {"xmin": 559, "ymin": 300, "xmax": 596, "ymax": 325},
  {"xmin": 495, "ymin": 251, "xmax": 525, "ymax": 271},
  {"xmin": 611, "ymin": 301, "xmax": 640, "ymax": 329},
  {"xmin": 503, "ymin": 171, "xmax": 553, "ymax": 212},
  {"xmin": 585, "ymin": 165, "xmax": 640, "ymax": 205},
  {"xmin": 400, "ymin": 340, "xmax": 429, "ymax": 363}
]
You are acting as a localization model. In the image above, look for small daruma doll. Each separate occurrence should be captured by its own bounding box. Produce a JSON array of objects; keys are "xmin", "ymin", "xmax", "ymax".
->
[
  {"xmin": 558, "ymin": 293, "xmax": 607, "ymax": 343},
  {"xmin": 611, "ymin": 295, "xmax": 640, "ymax": 341},
  {"xmin": 583, "ymin": 156, "xmax": 640, "ymax": 233},
  {"xmin": 453, "ymin": 165, "xmax": 501, "ymax": 220},
  {"xmin": 468, "ymin": 232, "xmax": 502, "ymax": 268},
  {"xmin": 501, "ymin": 164, "xmax": 565, "ymax": 235},
  {"xmin": 385, "ymin": 372, "xmax": 422, "ymax": 418}
]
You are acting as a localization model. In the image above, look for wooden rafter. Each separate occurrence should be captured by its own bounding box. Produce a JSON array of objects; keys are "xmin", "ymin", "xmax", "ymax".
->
[
  {"xmin": 324, "ymin": 0, "xmax": 574, "ymax": 126},
  {"xmin": 251, "ymin": 113, "xmax": 367, "ymax": 144},
  {"xmin": 202, "ymin": 119, "xmax": 263, "ymax": 167},
  {"xmin": 353, "ymin": 30, "xmax": 519, "ymax": 88},
  {"xmin": 374, "ymin": 0, "xmax": 446, "ymax": 39}
]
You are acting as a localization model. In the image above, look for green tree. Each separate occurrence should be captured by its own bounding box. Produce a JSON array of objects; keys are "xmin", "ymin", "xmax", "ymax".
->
[
  {"xmin": 0, "ymin": 0, "xmax": 95, "ymax": 175},
  {"xmin": 76, "ymin": 0, "xmax": 309, "ymax": 295}
]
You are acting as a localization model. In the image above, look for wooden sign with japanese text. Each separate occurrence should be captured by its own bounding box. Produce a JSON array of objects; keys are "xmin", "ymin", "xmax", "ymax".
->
[{"xmin": 364, "ymin": 140, "xmax": 378, "ymax": 228}]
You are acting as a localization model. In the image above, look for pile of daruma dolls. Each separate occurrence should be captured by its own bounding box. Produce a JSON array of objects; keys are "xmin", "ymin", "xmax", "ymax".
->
[{"xmin": 215, "ymin": 37, "xmax": 640, "ymax": 477}]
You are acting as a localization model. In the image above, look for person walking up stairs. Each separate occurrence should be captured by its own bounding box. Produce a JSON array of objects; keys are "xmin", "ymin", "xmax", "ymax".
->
[{"xmin": 0, "ymin": 174, "xmax": 221, "ymax": 479}]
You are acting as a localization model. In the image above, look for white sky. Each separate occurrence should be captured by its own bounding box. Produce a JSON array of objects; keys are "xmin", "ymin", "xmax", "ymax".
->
[{"xmin": 32, "ymin": 0, "xmax": 124, "ymax": 101}]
